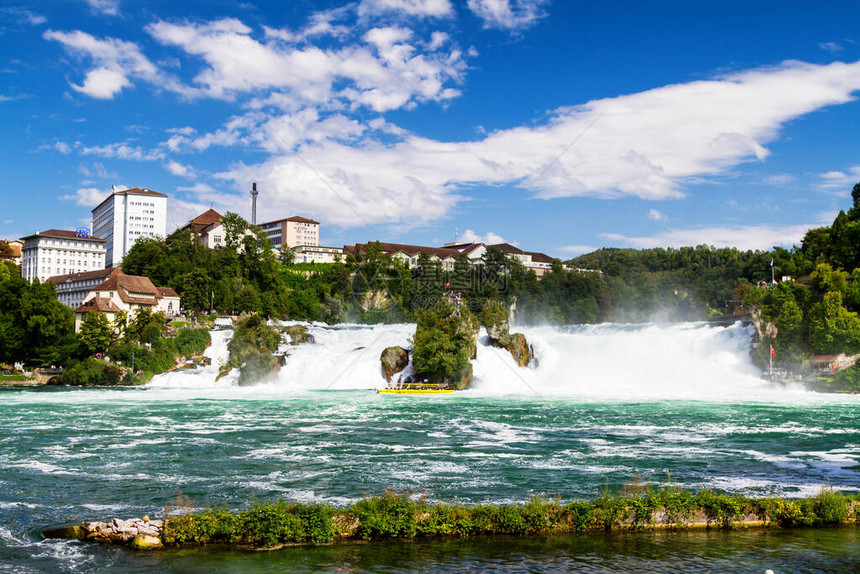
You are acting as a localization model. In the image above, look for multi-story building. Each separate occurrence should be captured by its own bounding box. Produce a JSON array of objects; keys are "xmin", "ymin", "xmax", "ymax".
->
[
  {"xmin": 74, "ymin": 271, "xmax": 180, "ymax": 332},
  {"xmin": 487, "ymin": 243, "xmax": 555, "ymax": 278},
  {"xmin": 19, "ymin": 229, "xmax": 107, "ymax": 283},
  {"xmin": 259, "ymin": 216, "xmax": 320, "ymax": 249},
  {"xmin": 91, "ymin": 187, "xmax": 167, "ymax": 268},
  {"xmin": 47, "ymin": 267, "xmax": 121, "ymax": 309}
]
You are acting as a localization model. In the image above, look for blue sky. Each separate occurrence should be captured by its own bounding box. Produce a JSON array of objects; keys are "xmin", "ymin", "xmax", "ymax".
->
[{"xmin": 2, "ymin": 0, "xmax": 860, "ymax": 258}]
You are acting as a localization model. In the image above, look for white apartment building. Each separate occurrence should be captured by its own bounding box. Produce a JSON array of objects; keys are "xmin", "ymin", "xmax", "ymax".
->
[
  {"xmin": 259, "ymin": 216, "xmax": 320, "ymax": 249},
  {"xmin": 19, "ymin": 229, "xmax": 107, "ymax": 283},
  {"xmin": 91, "ymin": 187, "xmax": 167, "ymax": 268}
]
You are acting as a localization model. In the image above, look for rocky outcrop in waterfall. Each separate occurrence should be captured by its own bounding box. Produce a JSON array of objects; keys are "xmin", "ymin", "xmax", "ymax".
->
[
  {"xmin": 380, "ymin": 346, "xmax": 410, "ymax": 382},
  {"xmin": 219, "ymin": 314, "xmax": 282, "ymax": 385},
  {"xmin": 480, "ymin": 300, "xmax": 534, "ymax": 367}
]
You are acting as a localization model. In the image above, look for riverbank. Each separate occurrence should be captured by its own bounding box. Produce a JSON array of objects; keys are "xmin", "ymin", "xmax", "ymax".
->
[{"xmin": 45, "ymin": 488, "xmax": 860, "ymax": 551}]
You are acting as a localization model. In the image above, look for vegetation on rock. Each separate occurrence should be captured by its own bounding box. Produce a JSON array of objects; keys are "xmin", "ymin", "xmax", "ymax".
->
[
  {"xmin": 411, "ymin": 300, "xmax": 478, "ymax": 388},
  {"xmin": 225, "ymin": 314, "xmax": 282, "ymax": 385},
  {"xmin": 155, "ymin": 487, "xmax": 859, "ymax": 549}
]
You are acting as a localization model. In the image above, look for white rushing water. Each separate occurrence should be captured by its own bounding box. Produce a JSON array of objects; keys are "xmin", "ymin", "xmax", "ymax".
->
[{"xmin": 134, "ymin": 319, "xmax": 856, "ymax": 404}]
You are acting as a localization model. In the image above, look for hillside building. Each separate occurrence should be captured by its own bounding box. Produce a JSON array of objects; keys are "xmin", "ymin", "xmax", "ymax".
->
[
  {"xmin": 19, "ymin": 229, "xmax": 106, "ymax": 283},
  {"xmin": 91, "ymin": 187, "xmax": 167, "ymax": 268},
  {"xmin": 180, "ymin": 209, "xmax": 226, "ymax": 249},
  {"xmin": 74, "ymin": 271, "xmax": 180, "ymax": 332},
  {"xmin": 46, "ymin": 267, "xmax": 121, "ymax": 309},
  {"xmin": 259, "ymin": 216, "xmax": 320, "ymax": 249}
]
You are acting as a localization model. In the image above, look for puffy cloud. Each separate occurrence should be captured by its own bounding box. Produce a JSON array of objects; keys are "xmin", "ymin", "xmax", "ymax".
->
[
  {"xmin": 146, "ymin": 18, "xmax": 467, "ymax": 111},
  {"xmin": 467, "ymin": 0, "xmax": 548, "ymax": 31},
  {"xmin": 212, "ymin": 60, "xmax": 860, "ymax": 228},
  {"xmin": 165, "ymin": 159, "xmax": 197, "ymax": 178},
  {"xmin": 60, "ymin": 186, "xmax": 121, "ymax": 206},
  {"xmin": 459, "ymin": 229, "xmax": 510, "ymax": 245},
  {"xmin": 72, "ymin": 67, "xmax": 130, "ymax": 99},
  {"xmin": 647, "ymin": 209, "xmax": 666, "ymax": 221},
  {"xmin": 42, "ymin": 29, "xmax": 161, "ymax": 99},
  {"xmin": 600, "ymin": 223, "xmax": 815, "ymax": 251}
]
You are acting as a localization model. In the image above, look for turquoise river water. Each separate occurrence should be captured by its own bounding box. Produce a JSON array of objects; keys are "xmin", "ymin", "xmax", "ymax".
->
[{"xmin": 1, "ymin": 321, "xmax": 859, "ymax": 572}]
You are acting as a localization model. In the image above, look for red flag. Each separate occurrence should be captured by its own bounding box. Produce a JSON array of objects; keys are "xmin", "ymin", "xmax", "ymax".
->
[{"xmin": 770, "ymin": 345, "xmax": 776, "ymax": 357}]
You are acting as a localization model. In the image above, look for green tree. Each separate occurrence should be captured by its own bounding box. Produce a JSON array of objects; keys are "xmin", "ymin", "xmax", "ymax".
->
[
  {"xmin": 809, "ymin": 291, "xmax": 860, "ymax": 354},
  {"xmin": 181, "ymin": 268, "xmax": 212, "ymax": 312},
  {"xmin": 221, "ymin": 211, "xmax": 249, "ymax": 251},
  {"xmin": 78, "ymin": 312, "xmax": 114, "ymax": 354}
]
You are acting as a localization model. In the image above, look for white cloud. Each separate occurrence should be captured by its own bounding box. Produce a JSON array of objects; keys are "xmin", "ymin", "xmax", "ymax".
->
[
  {"xmin": 146, "ymin": 18, "xmax": 467, "ymax": 111},
  {"xmin": 55, "ymin": 141, "xmax": 72, "ymax": 154},
  {"xmin": 83, "ymin": 0, "xmax": 120, "ymax": 16},
  {"xmin": 73, "ymin": 66, "xmax": 131, "ymax": 99},
  {"xmin": 165, "ymin": 159, "xmax": 197, "ymax": 178},
  {"xmin": 459, "ymin": 229, "xmax": 509, "ymax": 245},
  {"xmin": 60, "ymin": 186, "xmax": 115, "ymax": 206},
  {"xmin": 600, "ymin": 223, "xmax": 815, "ymax": 251},
  {"xmin": 818, "ymin": 165, "xmax": 860, "ymax": 191},
  {"xmin": 211, "ymin": 59, "xmax": 860, "ymax": 227},
  {"xmin": 467, "ymin": 0, "xmax": 548, "ymax": 31},
  {"xmin": 358, "ymin": 0, "xmax": 454, "ymax": 18},
  {"xmin": 42, "ymin": 30, "xmax": 161, "ymax": 99},
  {"xmin": 647, "ymin": 209, "xmax": 666, "ymax": 221},
  {"xmin": 81, "ymin": 142, "xmax": 164, "ymax": 161},
  {"xmin": 820, "ymin": 41, "xmax": 844, "ymax": 53}
]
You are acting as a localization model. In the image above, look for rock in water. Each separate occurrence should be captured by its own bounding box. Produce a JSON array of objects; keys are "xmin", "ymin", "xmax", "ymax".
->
[
  {"xmin": 380, "ymin": 346, "xmax": 409, "ymax": 382},
  {"xmin": 498, "ymin": 333, "xmax": 533, "ymax": 367}
]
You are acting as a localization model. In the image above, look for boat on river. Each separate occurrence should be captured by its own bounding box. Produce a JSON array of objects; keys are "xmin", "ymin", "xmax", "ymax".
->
[{"xmin": 376, "ymin": 382, "xmax": 455, "ymax": 395}]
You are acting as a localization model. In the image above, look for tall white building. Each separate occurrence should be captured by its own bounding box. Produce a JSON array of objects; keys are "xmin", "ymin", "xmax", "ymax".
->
[
  {"xmin": 19, "ymin": 229, "xmax": 106, "ymax": 283},
  {"xmin": 91, "ymin": 187, "xmax": 168, "ymax": 268}
]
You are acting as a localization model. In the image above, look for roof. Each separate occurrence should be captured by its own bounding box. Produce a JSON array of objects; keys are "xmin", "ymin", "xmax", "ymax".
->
[
  {"xmin": 94, "ymin": 273, "xmax": 161, "ymax": 306},
  {"xmin": 489, "ymin": 243, "xmax": 525, "ymax": 255},
  {"xmin": 357, "ymin": 242, "xmax": 463, "ymax": 260},
  {"xmin": 182, "ymin": 209, "xmax": 223, "ymax": 233},
  {"xmin": 92, "ymin": 187, "xmax": 167, "ymax": 212},
  {"xmin": 527, "ymin": 251, "xmax": 555, "ymax": 264},
  {"xmin": 46, "ymin": 267, "xmax": 121, "ymax": 285},
  {"xmin": 284, "ymin": 216, "xmax": 320, "ymax": 224},
  {"xmin": 157, "ymin": 287, "xmax": 180, "ymax": 298},
  {"xmin": 75, "ymin": 297, "xmax": 121, "ymax": 314},
  {"xmin": 20, "ymin": 229, "xmax": 106, "ymax": 242}
]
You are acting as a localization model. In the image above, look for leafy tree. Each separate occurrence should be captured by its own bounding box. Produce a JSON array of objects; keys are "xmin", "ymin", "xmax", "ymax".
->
[
  {"xmin": 809, "ymin": 291, "xmax": 860, "ymax": 354},
  {"xmin": 79, "ymin": 312, "xmax": 114, "ymax": 354},
  {"xmin": 221, "ymin": 211, "xmax": 249, "ymax": 251}
]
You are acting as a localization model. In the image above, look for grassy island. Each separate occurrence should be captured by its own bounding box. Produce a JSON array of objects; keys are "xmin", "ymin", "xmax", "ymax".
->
[{"xmin": 151, "ymin": 488, "xmax": 860, "ymax": 550}]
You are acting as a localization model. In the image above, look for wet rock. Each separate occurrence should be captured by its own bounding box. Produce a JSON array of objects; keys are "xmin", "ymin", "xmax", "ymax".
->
[
  {"xmin": 280, "ymin": 324, "xmax": 315, "ymax": 345},
  {"xmin": 380, "ymin": 346, "xmax": 409, "ymax": 382},
  {"xmin": 497, "ymin": 333, "xmax": 534, "ymax": 368}
]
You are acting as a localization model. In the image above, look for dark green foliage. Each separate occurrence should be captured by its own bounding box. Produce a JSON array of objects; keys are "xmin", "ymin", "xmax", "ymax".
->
[
  {"xmin": 162, "ymin": 486, "xmax": 860, "ymax": 549},
  {"xmin": 162, "ymin": 500, "xmax": 334, "ymax": 547},
  {"xmin": 57, "ymin": 357, "xmax": 122, "ymax": 385},
  {"xmin": 411, "ymin": 300, "xmax": 478, "ymax": 386},
  {"xmin": 0, "ymin": 264, "xmax": 77, "ymax": 366},
  {"xmin": 171, "ymin": 328, "xmax": 211, "ymax": 357}
]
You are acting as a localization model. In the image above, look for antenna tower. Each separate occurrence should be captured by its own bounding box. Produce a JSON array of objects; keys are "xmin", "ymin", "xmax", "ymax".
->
[{"xmin": 251, "ymin": 182, "xmax": 258, "ymax": 225}]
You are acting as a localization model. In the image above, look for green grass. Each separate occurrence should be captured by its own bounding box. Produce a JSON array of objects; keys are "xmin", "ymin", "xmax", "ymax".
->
[
  {"xmin": 161, "ymin": 487, "xmax": 860, "ymax": 549},
  {"xmin": 0, "ymin": 374, "xmax": 31, "ymax": 382}
]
